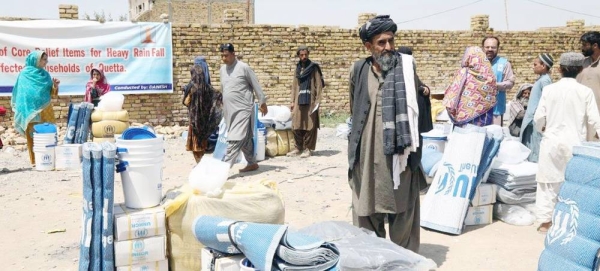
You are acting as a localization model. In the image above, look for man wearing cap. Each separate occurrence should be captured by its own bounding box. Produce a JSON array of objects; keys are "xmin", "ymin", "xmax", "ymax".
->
[
  {"xmin": 219, "ymin": 43, "xmax": 268, "ymax": 172},
  {"xmin": 287, "ymin": 46, "xmax": 324, "ymax": 158},
  {"xmin": 482, "ymin": 36, "xmax": 516, "ymax": 126},
  {"xmin": 348, "ymin": 15, "xmax": 422, "ymax": 252},
  {"xmin": 520, "ymin": 53, "xmax": 554, "ymax": 163},
  {"xmin": 533, "ymin": 52, "xmax": 600, "ymax": 233},
  {"xmin": 577, "ymin": 31, "xmax": 600, "ymax": 141}
]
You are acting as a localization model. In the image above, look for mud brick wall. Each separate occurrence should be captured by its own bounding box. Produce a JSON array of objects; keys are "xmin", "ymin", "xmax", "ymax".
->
[
  {"xmin": 1, "ymin": 9, "xmax": 600, "ymax": 127},
  {"xmin": 137, "ymin": 0, "xmax": 254, "ymax": 24}
]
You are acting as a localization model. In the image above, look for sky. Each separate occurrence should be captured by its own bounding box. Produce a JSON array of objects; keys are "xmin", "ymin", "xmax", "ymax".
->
[{"xmin": 1, "ymin": 0, "xmax": 600, "ymax": 31}]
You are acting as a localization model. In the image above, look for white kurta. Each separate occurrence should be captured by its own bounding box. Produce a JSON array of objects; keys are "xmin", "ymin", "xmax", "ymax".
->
[
  {"xmin": 220, "ymin": 60, "xmax": 267, "ymax": 141},
  {"xmin": 534, "ymin": 78, "xmax": 600, "ymax": 183}
]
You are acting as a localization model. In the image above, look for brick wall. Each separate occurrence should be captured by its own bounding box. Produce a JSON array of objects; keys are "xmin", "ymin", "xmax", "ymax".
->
[
  {"xmin": 1, "ymin": 9, "xmax": 600, "ymax": 127},
  {"xmin": 59, "ymin": 4, "xmax": 79, "ymax": 20},
  {"xmin": 137, "ymin": 0, "xmax": 254, "ymax": 24}
]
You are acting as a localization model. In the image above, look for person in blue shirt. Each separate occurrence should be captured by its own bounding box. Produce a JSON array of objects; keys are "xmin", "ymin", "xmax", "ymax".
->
[{"xmin": 482, "ymin": 36, "xmax": 516, "ymax": 126}]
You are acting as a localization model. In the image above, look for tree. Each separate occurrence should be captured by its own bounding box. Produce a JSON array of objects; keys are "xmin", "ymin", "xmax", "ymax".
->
[{"xmin": 83, "ymin": 10, "xmax": 128, "ymax": 22}]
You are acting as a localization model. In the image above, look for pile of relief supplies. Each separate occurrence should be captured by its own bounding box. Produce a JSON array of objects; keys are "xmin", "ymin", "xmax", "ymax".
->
[
  {"xmin": 194, "ymin": 216, "xmax": 438, "ymax": 271},
  {"xmin": 487, "ymin": 138, "xmax": 539, "ymax": 226},
  {"xmin": 173, "ymin": 156, "xmax": 437, "ymax": 271},
  {"xmin": 420, "ymin": 124, "xmax": 503, "ymax": 234},
  {"xmin": 258, "ymin": 105, "xmax": 296, "ymax": 157}
]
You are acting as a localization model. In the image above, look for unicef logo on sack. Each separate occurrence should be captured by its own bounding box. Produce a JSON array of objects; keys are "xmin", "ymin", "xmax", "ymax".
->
[{"xmin": 547, "ymin": 197, "xmax": 579, "ymax": 246}]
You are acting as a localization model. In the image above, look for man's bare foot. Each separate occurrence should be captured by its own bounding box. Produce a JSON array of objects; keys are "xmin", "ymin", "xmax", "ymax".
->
[{"xmin": 537, "ymin": 222, "xmax": 552, "ymax": 234}]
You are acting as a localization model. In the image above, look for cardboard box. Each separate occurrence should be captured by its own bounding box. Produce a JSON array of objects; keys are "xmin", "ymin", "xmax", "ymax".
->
[
  {"xmin": 464, "ymin": 205, "xmax": 493, "ymax": 226},
  {"xmin": 201, "ymin": 247, "xmax": 244, "ymax": 271},
  {"xmin": 433, "ymin": 122, "xmax": 453, "ymax": 135},
  {"xmin": 55, "ymin": 144, "xmax": 82, "ymax": 170},
  {"xmin": 115, "ymin": 235, "xmax": 166, "ymax": 267},
  {"xmin": 114, "ymin": 204, "xmax": 166, "ymax": 241},
  {"xmin": 471, "ymin": 183, "xmax": 497, "ymax": 207},
  {"xmin": 116, "ymin": 259, "xmax": 168, "ymax": 271}
]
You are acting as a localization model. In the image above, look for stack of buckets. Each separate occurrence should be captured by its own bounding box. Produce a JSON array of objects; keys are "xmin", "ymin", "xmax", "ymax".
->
[
  {"xmin": 256, "ymin": 121, "xmax": 266, "ymax": 161},
  {"xmin": 33, "ymin": 123, "xmax": 58, "ymax": 171},
  {"xmin": 115, "ymin": 128, "xmax": 164, "ymax": 209}
]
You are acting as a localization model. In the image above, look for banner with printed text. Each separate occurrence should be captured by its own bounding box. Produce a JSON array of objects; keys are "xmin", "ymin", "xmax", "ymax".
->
[{"xmin": 0, "ymin": 20, "xmax": 173, "ymax": 96}]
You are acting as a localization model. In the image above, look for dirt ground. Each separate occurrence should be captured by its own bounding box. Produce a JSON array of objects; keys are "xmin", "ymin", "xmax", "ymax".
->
[{"xmin": 0, "ymin": 127, "xmax": 545, "ymax": 271}]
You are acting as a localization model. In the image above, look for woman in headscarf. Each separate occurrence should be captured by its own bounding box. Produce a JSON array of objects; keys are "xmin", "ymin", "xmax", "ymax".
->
[
  {"xmin": 507, "ymin": 84, "xmax": 533, "ymax": 137},
  {"xmin": 11, "ymin": 50, "xmax": 60, "ymax": 165},
  {"xmin": 182, "ymin": 56, "xmax": 222, "ymax": 163},
  {"xmin": 85, "ymin": 68, "xmax": 110, "ymax": 107},
  {"xmin": 443, "ymin": 46, "xmax": 498, "ymax": 127}
]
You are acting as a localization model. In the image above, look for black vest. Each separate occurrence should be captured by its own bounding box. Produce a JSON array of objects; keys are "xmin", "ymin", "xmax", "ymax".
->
[{"xmin": 347, "ymin": 57, "xmax": 425, "ymax": 179}]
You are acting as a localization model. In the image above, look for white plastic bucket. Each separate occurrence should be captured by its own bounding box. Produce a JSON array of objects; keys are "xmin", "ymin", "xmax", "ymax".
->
[
  {"xmin": 34, "ymin": 146, "xmax": 55, "ymax": 171},
  {"xmin": 34, "ymin": 132, "xmax": 56, "ymax": 138},
  {"xmin": 120, "ymin": 162, "xmax": 163, "ymax": 209},
  {"xmin": 423, "ymin": 136, "xmax": 447, "ymax": 153},
  {"xmin": 256, "ymin": 134, "xmax": 266, "ymax": 161},
  {"xmin": 117, "ymin": 150, "xmax": 164, "ymax": 160},
  {"xmin": 120, "ymin": 155, "xmax": 164, "ymax": 166},
  {"xmin": 117, "ymin": 150, "xmax": 163, "ymax": 164},
  {"xmin": 115, "ymin": 144, "xmax": 164, "ymax": 153},
  {"xmin": 116, "ymin": 135, "xmax": 164, "ymax": 146}
]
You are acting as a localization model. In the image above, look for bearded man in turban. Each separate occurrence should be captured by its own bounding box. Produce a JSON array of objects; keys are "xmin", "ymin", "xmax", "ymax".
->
[{"xmin": 347, "ymin": 15, "xmax": 425, "ymax": 252}]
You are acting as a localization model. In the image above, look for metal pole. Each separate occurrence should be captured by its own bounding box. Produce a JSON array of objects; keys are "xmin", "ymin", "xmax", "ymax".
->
[
  {"xmin": 168, "ymin": 0, "xmax": 173, "ymax": 22},
  {"xmin": 504, "ymin": 0, "xmax": 510, "ymax": 30}
]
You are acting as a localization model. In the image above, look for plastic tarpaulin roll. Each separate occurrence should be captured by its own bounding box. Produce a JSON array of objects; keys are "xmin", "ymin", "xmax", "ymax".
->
[
  {"xmin": 79, "ymin": 141, "xmax": 117, "ymax": 271},
  {"xmin": 192, "ymin": 215, "xmax": 340, "ymax": 271},
  {"xmin": 538, "ymin": 142, "xmax": 600, "ymax": 271}
]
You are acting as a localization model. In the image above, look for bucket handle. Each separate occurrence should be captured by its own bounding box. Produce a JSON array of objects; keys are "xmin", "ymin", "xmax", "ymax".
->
[
  {"xmin": 45, "ymin": 144, "xmax": 57, "ymax": 148},
  {"xmin": 116, "ymin": 147, "xmax": 128, "ymax": 153},
  {"xmin": 116, "ymin": 161, "xmax": 129, "ymax": 173}
]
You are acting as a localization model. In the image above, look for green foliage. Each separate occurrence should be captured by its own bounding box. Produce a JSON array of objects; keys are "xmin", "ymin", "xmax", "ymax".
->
[{"xmin": 83, "ymin": 10, "xmax": 128, "ymax": 22}]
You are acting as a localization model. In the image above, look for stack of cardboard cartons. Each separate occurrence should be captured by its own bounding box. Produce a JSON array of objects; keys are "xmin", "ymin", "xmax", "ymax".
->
[
  {"xmin": 113, "ymin": 204, "xmax": 169, "ymax": 270},
  {"xmin": 465, "ymin": 183, "xmax": 497, "ymax": 226}
]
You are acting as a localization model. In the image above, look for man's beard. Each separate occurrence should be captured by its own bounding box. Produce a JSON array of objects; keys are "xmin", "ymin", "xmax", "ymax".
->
[
  {"xmin": 583, "ymin": 48, "xmax": 594, "ymax": 57},
  {"xmin": 374, "ymin": 50, "xmax": 397, "ymax": 73},
  {"xmin": 519, "ymin": 98, "xmax": 529, "ymax": 107}
]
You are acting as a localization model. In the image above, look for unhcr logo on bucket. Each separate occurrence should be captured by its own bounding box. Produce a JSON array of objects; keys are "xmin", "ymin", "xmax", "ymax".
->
[{"xmin": 42, "ymin": 154, "xmax": 52, "ymax": 163}]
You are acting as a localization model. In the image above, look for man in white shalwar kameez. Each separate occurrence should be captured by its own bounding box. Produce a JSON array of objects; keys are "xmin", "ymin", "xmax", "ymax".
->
[
  {"xmin": 219, "ymin": 43, "xmax": 268, "ymax": 172},
  {"xmin": 533, "ymin": 52, "xmax": 600, "ymax": 233}
]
